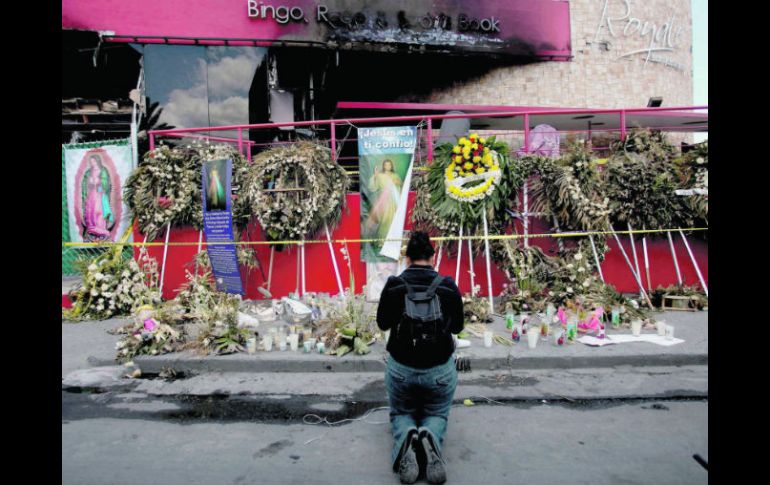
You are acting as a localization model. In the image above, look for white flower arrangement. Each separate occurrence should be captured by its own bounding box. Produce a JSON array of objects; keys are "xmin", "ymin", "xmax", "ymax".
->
[
  {"xmin": 63, "ymin": 244, "xmax": 161, "ymax": 321},
  {"xmin": 241, "ymin": 142, "xmax": 349, "ymax": 243},
  {"xmin": 124, "ymin": 143, "xmax": 253, "ymax": 241}
]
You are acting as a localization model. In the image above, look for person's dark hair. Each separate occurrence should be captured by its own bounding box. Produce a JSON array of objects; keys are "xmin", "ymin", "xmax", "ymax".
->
[{"xmin": 406, "ymin": 231, "xmax": 435, "ymax": 261}]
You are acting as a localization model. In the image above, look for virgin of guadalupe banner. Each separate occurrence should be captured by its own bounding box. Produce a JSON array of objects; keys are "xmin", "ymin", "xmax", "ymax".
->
[
  {"xmin": 63, "ymin": 139, "xmax": 134, "ymax": 243},
  {"xmin": 202, "ymin": 159, "xmax": 244, "ymax": 295},
  {"xmin": 359, "ymin": 126, "xmax": 417, "ymax": 262}
]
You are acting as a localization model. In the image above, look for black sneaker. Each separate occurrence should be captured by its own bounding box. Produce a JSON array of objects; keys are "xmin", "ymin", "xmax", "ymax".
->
[
  {"xmin": 419, "ymin": 431, "xmax": 447, "ymax": 484},
  {"xmin": 398, "ymin": 434, "xmax": 420, "ymax": 484}
]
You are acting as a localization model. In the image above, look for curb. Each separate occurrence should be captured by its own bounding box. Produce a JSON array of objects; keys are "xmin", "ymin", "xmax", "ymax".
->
[{"xmin": 87, "ymin": 352, "xmax": 708, "ymax": 374}]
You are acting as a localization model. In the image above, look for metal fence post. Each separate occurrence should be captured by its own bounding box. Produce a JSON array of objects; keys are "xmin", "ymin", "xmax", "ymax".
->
[
  {"xmin": 330, "ymin": 121, "xmax": 336, "ymax": 162},
  {"xmin": 523, "ymin": 113, "xmax": 531, "ymax": 248},
  {"xmin": 620, "ymin": 110, "xmax": 627, "ymax": 140}
]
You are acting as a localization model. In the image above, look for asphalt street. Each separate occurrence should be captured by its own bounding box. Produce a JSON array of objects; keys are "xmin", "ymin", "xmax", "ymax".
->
[{"xmin": 62, "ymin": 387, "xmax": 707, "ymax": 485}]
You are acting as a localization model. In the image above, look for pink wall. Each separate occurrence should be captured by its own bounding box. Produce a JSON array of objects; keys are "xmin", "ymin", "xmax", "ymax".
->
[{"xmin": 62, "ymin": 0, "xmax": 571, "ymax": 58}]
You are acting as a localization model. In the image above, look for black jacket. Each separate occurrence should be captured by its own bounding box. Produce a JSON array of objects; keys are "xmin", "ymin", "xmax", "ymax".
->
[{"xmin": 376, "ymin": 265, "xmax": 464, "ymax": 368}]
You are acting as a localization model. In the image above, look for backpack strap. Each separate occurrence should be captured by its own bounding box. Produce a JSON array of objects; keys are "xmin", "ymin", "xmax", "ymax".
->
[
  {"xmin": 396, "ymin": 276, "xmax": 416, "ymax": 298},
  {"xmin": 397, "ymin": 273, "xmax": 444, "ymax": 298},
  {"xmin": 425, "ymin": 274, "xmax": 445, "ymax": 298}
]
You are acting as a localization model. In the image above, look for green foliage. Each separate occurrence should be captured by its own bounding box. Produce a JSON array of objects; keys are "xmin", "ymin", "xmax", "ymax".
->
[{"xmin": 602, "ymin": 129, "xmax": 693, "ymax": 232}]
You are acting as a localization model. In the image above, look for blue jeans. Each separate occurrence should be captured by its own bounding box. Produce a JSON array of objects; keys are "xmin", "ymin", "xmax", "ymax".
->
[{"xmin": 385, "ymin": 355, "xmax": 458, "ymax": 469}]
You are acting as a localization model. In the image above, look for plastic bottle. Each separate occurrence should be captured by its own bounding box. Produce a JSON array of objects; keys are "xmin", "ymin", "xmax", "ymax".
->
[{"xmin": 504, "ymin": 303, "xmax": 515, "ymax": 330}]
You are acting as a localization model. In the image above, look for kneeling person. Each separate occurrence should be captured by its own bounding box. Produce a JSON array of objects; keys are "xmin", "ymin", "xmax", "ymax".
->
[{"xmin": 376, "ymin": 231, "xmax": 464, "ymax": 484}]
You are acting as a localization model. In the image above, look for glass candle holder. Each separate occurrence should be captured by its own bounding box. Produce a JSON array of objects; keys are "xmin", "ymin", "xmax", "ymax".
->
[
  {"xmin": 483, "ymin": 331, "xmax": 493, "ymax": 348},
  {"xmin": 546, "ymin": 303, "xmax": 556, "ymax": 319},
  {"xmin": 246, "ymin": 337, "xmax": 257, "ymax": 354},
  {"xmin": 553, "ymin": 328, "xmax": 565, "ymax": 346},
  {"xmin": 527, "ymin": 328, "xmax": 539, "ymax": 349}
]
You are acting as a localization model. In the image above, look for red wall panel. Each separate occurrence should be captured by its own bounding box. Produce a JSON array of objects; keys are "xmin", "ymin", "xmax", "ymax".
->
[{"xmin": 131, "ymin": 193, "xmax": 707, "ymax": 300}]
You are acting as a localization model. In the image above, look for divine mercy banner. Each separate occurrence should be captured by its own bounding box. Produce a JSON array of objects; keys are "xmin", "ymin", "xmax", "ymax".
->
[
  {"xmin": 359, "ymin": 126, "xmax": 417, "ymax": 262},
  {"xmin": 63, "ymin": 139, "xmax": 134, "ymax": 243},
  {"xmin": 201, "ymin": 158, "xmax": 244, "ymax": 294}
]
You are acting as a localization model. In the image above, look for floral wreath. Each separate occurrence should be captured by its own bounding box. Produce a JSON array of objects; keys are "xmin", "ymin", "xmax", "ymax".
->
[
  {"xmin": 124, "ymin": 143, "xmax": 251, "ymax": 240},
  {"xmin": 444, "ymin": 134, "xmax": 503, "ymax": 202},
  {"xmin": 421, "ymin": 133, "xmax": 512, "ymax": 233},
  {"xmin": 241, "ymin": 142, "xmax": 349, "ymax": 244},
  {"xmin": 602, "ymin": 129, "xmax": 691, "ymax": 233}
]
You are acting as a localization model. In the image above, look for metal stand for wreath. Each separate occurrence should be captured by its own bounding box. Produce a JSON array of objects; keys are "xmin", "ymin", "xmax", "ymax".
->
[
  {"xmin": 455, "ymin": 224, "xmax": 464, "ymax": 290},
  {"xmin": 300, "ymin": 241, "xmax": 306, "ymax": 296},
  {"xmin": 611, "ymin": 228, "xmax": 654, "ymax": 309},
  {"xmin": 159, "ymin": 223, "xmax": 171, "ymax": 295},
  {"xmin": 482, "ymin": 211, "xmax": 495, "ymax": 314},
  {"xmin": 324, "ymin": 224, "xmax": 345, "ymax": 296},
  {"xmin": 467, "ymin": 238, "xmax": 475, "ymax": 296},
  {"xmin": 194, "ymin": 230, "xmax": 203, "ymax": 276},
  {"xmin": 667, "ymin": 231, "xmax": 683, "ymax": 285},
  {"xmin": 641, "ymin": 225, "xmax": 652, "ymax": 291},
  {"xmin": 588, "ymin": 234, "xmax": 606, "ymax": 283},
  {"xmin": 267, "ymin": 247, "xmax": 275, "ymax": 292},
  {"xmin": 627, "ymin": 222, "xmax": 643, "ymax": 299},
  {"xmin": 679, "ymin": 229, "xmax": 708, "ymax": 297}
]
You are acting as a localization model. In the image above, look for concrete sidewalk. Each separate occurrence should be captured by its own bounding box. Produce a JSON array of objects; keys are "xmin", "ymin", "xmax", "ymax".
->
[{"xmin": 63, "ymin": 310, "xmax": 707, "ymax": 377}]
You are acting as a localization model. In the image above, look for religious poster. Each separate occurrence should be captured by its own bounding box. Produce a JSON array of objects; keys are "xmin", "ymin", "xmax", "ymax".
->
[
  {"xmin": 202, "ymin": 159, "xmax": 244, "ymax": 294},
  {"xmin": 358, "ymin": 126, "xmax": 417, "ymax": 262},
  {"xmin": 63, "ymin": 139, "xmax": 135, "ymax": 243}
]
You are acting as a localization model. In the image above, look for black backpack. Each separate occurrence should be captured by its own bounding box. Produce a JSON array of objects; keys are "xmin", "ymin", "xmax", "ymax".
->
[{"xmin": 395, "ymin": 274, "xmax": 448, "ymax": 349}]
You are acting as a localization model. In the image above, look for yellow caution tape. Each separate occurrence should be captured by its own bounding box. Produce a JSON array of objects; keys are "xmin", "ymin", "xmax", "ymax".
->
[{"xmin": 62, "ymin": 227, "xmax": 707, "ymax": 248}]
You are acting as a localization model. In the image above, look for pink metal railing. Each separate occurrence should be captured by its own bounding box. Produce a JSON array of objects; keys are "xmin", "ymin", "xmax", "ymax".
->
[{"xmin": 148, "ymin": 105, "xmax": 708, "ymax": 162}]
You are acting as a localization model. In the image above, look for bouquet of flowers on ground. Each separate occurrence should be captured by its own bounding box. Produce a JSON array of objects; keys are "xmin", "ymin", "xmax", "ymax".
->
[
  {"xmin": 63, "ymin": 228, "xmax": 161, "ymax": 321},
  {"xmin": 173, "ymin": 270, "xmax": 251, "ymax": 355},
  {"xmin": 112, "ymin": 305, "xmax": 184, "ymax": 362},
  {"xmin": 315, "ymin": 243, "xmax": 377, "ymax": 356},
  {"xmin": 462, "ymin": 287, "xmax": 493, "ymax": 324}
]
